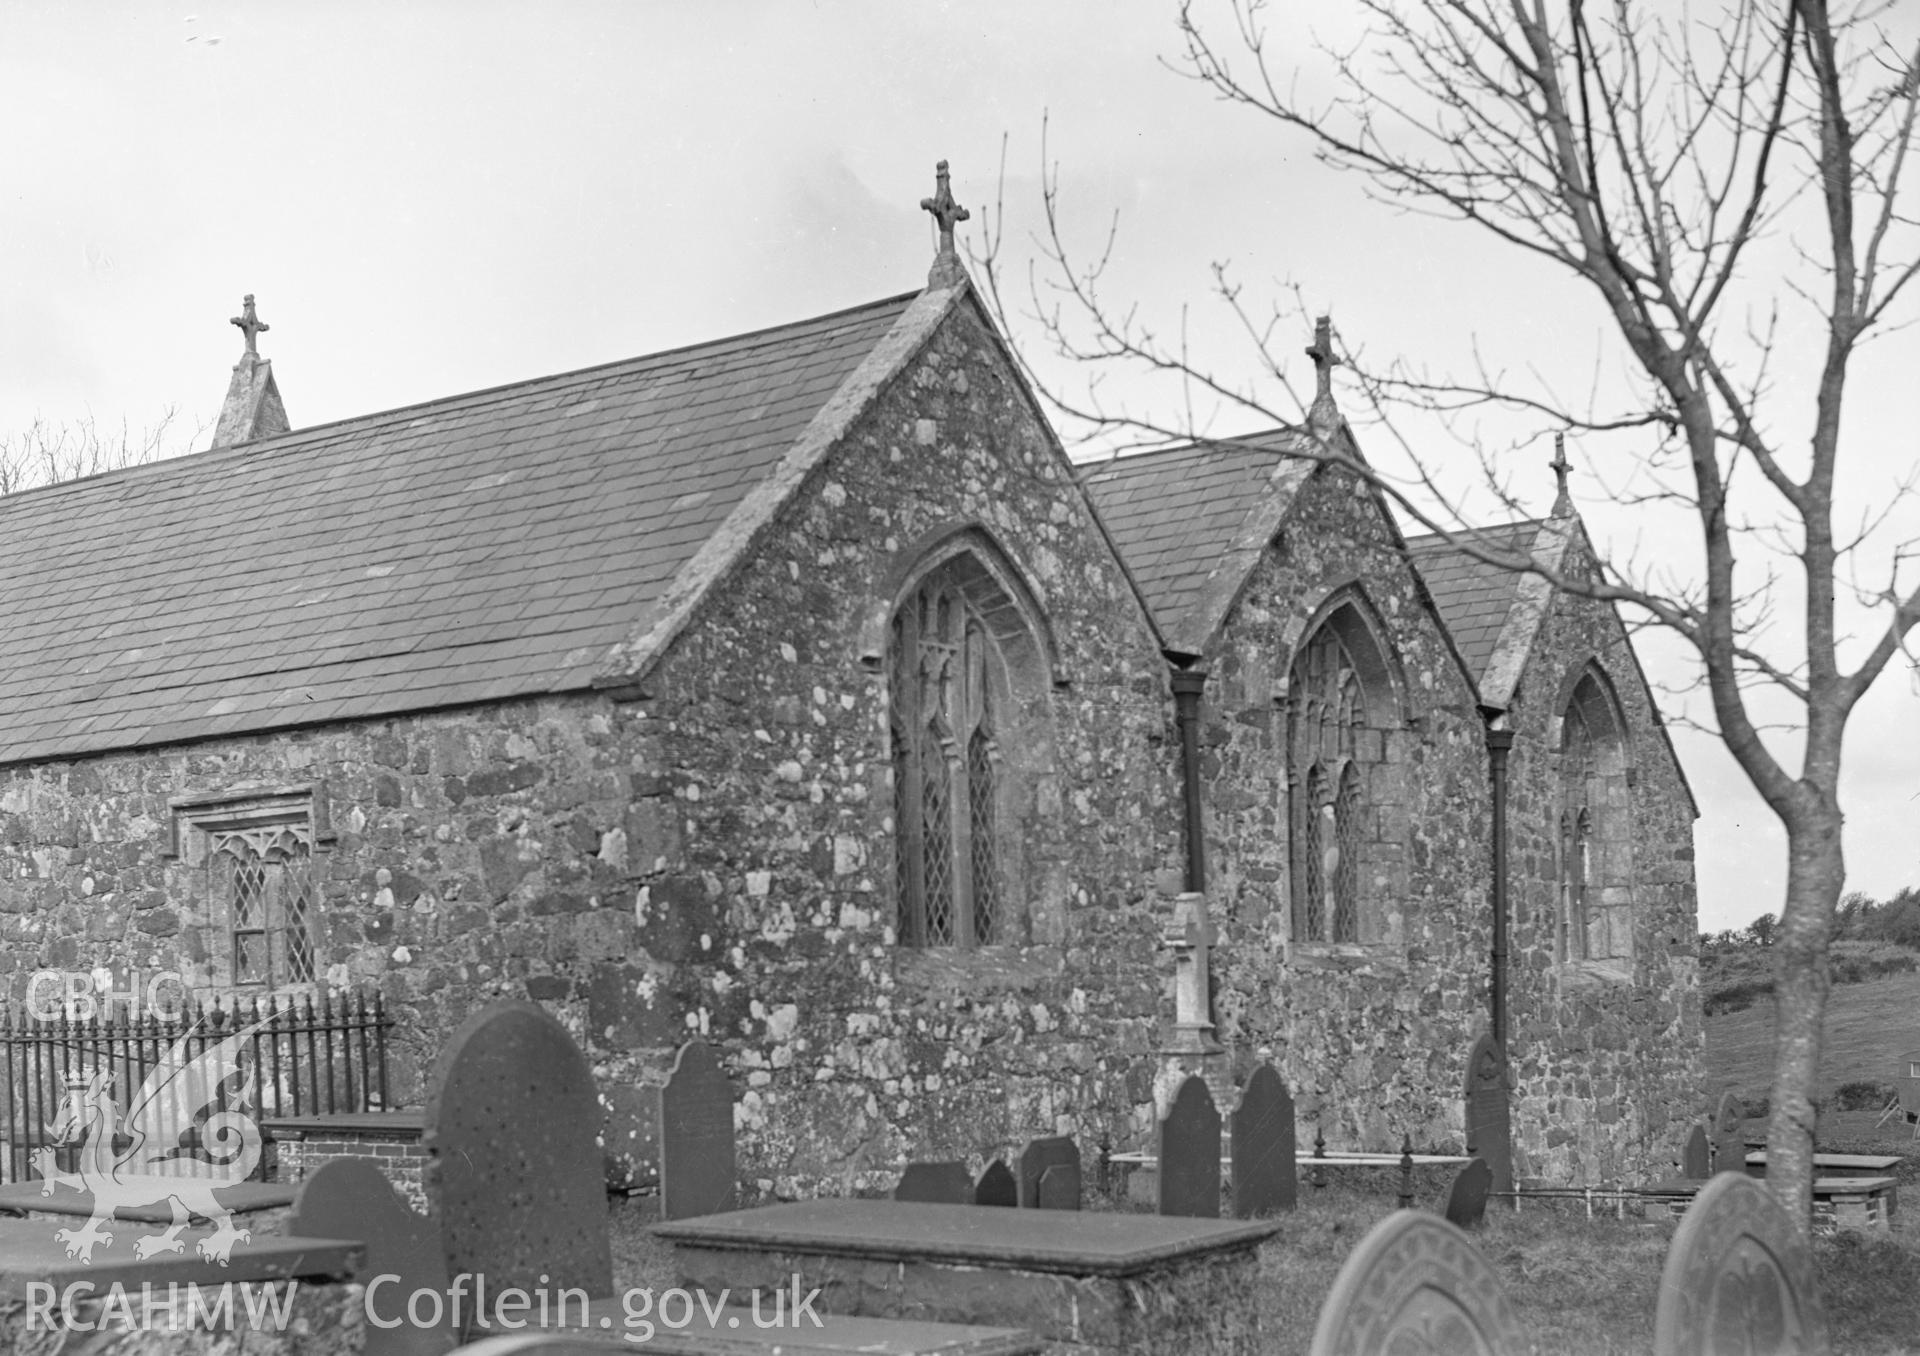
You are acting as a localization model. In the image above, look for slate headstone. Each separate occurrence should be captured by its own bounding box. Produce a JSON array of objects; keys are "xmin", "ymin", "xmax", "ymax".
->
[
  {"xmin": 1464, "ymin": 1034, "xmax": 1513, "ymax": 1195},
  {"xmin": 1444, "ymin": 1157, "xmax": 1493, "ymax": 1230},
  {"xmin": 1309, "ymin": 1210, "xmax": 1529, "ymax": 1356},
  {"xmin": 1681, "ymin": 1124, "xmax": 1711, "ymax": 1180},
  {"xmin": 423, "ymin": 1001, "xmax": 613, "ymax": 1326},
  {"xmin": 1230, "ymin": 1063, "xmax": 1295, "ymax": 1217},
  {"xmin": 974, "ymin": 1159, "xmax": 1017, "ymax": 1207},
  {"xmin": 656, "ymin": 1040, "xmax": 737, "ymax": 1220},
  {"xmin": 1710, "ymin": 1092, "xmax": 1747, "ymax": 1176},
  {"xmin": 1157, "ymin": 1073, "xmax": 1221, "ymax": 1219},
  {"xmin": 1017, "ymin": 1136, "xmax": 1080, "ymax": 1210},
  {"xmin": 895, "ymin": 1161, "xmax": 973, "ymax": 1205},
  {"xmin": 291, "ymin": 1157, "xmax": 455, "ymax": 1356},
  {"xmin": 1036, "ymin": 1164, "xmax": 1079, "ymax": 1211},
  {"xmin": 1652, "ymin": 1172, "xmax": 1827, "ymax": 1356}
]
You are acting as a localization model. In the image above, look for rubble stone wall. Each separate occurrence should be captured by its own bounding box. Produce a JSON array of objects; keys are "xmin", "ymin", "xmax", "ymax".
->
[
  {"xmin": 1196, "ymin": 466, "xmax": 1495, "ymax": 1152},
  {"xmin": 0, "ymin": 298, "xmax": 1182, "ymax": 1200},
  {"xmin": 1501, "ymin": 533, "xmax": 1703, "ymax": 1184}
]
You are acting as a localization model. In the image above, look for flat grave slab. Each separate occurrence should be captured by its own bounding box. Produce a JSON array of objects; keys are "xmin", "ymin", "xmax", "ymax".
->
[
  {"xmin": 1743, "ymin": 1151, "xmax": 1902, "ymax": 1178},
  {"xmin": 1811, "ymin": 1175, "xmax": 1898, "ymax": 1234},
  {"xmin": 0, "ymin": 1217, "xmax": 360, "ymax": 1292},
  {"xmin": 655, "ymin": 1200, "xmax": 1278, "ymax": 1354},
  {"xmin": 653, "ymin": 1200, "xmax": 1278, "ymax": 1276},
  {"xmin": 1635, "ymin": 1175, "xmax": 1899, "ymax": 1231},
  {"xmin": 461, "ymin": 1295, "xmax": 1043, "ymax": 1355},
  {"xmin": 262, "ymin": 1111, "xmax": 425, "ymax": 1137},
  {"xmin": 0, "ymin": 1176, "xmax": 295, "ymax": 1223}
]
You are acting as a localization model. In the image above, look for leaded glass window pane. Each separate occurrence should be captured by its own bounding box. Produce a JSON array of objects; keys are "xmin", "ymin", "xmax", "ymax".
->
[
  {"xmin": 1301, "ymin": 764, "xmax": 1327, "ymax": 940},
  {"xmin": 1333, "ymin": 762, "xmax": 1361, "ymax": 942},
  {"xmin": 968, "ymin": 728, "xmax": 997, "ymax": 943},
  {"xmin": 920, "ymin": 720, "xmax": 955, "ymax": 945}
]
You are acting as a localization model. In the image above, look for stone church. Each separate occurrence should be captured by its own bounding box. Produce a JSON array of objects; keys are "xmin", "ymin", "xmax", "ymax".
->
[{"xmin": 0, "ymin": 171, "xmax": 1700, "ymax": 1195}]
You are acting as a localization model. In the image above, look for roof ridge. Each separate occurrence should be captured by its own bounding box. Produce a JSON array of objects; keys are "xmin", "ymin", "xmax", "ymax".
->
[
  {"xmin": 0, "ymin": 289, "xmax": 923, "ymax": 514},
  {"xmin": 1403, "ymin": 517, "xmax": 1545, "ymax": 547},
  {"xmin": 1083, "ymin": 431, "xmax": 1299, "ymax": 474}
]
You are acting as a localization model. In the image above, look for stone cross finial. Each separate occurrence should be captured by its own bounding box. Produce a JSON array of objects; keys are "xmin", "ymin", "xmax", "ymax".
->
[
  {"xmin": 1550, "ymin": 432, "xmax": 1574, "ymax": 516},
  {"xmin": 231, "ymin": 294, "xmax": 270, "ymax": 357},
  {"xmin": 920, "ymin": 160, "xmax": 970, "ymax": 287},
  {"xmin": 1305, "ymin": 315, "xmax": 1338, "ymax": 399},
  {"xmin": 1305, "ymin": 314, "xmax": 1341, "ymax": 436}
]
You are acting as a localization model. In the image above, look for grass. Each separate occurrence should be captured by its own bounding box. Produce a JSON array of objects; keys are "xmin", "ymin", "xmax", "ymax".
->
[{"xmin": 1706, "ymin": 966, "xmax": 1920, "ymax": 1109}]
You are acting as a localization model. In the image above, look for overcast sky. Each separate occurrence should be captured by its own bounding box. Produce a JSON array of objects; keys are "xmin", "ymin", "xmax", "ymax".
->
[{"xmin": 4, "ymin": 2, "xmax": 1916, "ymax": 932}]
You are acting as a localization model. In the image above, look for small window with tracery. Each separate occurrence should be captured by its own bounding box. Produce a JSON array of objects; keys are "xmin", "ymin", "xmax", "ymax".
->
[
  {"xmin": 171, "ymin": 788, "xmax": 327, "ymax": 991},
  {"xmin": 209, "ymin": 824, "xmax": 318, "ymax": 987}
]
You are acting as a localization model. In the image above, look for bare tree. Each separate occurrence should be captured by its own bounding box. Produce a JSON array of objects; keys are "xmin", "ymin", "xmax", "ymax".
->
[
  {"xmin": 979, "ymin": 0, "xmax": 1920, "ymax": 1232},
  {"xmin": 0, "ymin": 409, "xmax": 203, "ymax": 496}
]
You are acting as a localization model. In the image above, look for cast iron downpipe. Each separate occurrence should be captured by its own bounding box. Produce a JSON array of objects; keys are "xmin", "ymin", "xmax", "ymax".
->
[
  {"xmin": 1170, "ymin": 669, "xmax": 1209, "ymax": 893},
  {"xmin": 1487, "ymin": 727, "xmax": 1514, "ymax": 1048}
]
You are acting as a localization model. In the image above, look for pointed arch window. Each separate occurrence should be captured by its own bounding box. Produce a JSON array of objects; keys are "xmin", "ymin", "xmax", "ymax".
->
[
  {"xmin": 1559, "ymin": 704, "xmax": 1595, "ymax": 961},
  {"xmin": 1289, "ymin": 615, "xmax": 1382, "ymax": 944},
  {"xmin": 890, "ymin": 561, "xmax": 1017, "ymax": 947},
  {"xmin": 1558, "ymin": 667, "xmax": 1635, "ymax": 968}
]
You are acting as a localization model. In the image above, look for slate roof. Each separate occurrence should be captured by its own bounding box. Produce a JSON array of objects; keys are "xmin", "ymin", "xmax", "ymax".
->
[
  {"xmin": 1402, "ymin": 521, "xmax": 1544, "ymax": 683},
  {"xmin": 0, "ymin": 292, "xmax": 917, "ymax": 766},
  {"xmin": 1083, "ymin": 434, "xmax": 1294, "ymax": 640}
]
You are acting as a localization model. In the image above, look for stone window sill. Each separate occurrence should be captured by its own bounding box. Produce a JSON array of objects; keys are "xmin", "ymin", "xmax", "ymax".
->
[
  {"xmin": 893, "ymin": 944, "xmax": 1064, "ymax": 995},
  {"xmin": 1556, "ymin": 958, "xmax": 1632, "ymax": 989},
  {"xmin": 1284, "ymin": 941, "xmax": 1409, "ymax": 974}
]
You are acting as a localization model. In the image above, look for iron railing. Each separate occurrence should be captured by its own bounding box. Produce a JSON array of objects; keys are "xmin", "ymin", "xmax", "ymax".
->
[{"xmin": 0, "ymin": 989, "xmax": 393, "ymax": 1184}]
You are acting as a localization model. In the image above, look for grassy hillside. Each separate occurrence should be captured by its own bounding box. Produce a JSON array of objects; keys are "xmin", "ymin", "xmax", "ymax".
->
[{"xmin": 1706, "ymin": 966, "xmax": 1920, "ymax": 1108}]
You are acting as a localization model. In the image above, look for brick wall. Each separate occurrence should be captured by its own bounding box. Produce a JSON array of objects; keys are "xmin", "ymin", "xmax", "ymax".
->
[{"xmin": 272, "ymin": 1131, "xmax": 429, "ymax": 1213}]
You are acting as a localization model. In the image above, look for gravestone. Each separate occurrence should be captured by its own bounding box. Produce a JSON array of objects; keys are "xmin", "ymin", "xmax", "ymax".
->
[
  {"xmin": 1309, "ymin": 1210, "xmax": 1529, "ymax": 1356},
  {"xmin": 1017, "ymin": 1136, "xmax": 1080, "ymax": 1210},
  {"xmin": 896, "ymin": 1161, "xmax": 973, "ymax": 1205},
  {"xmin": 657, "ymin": 1040, "xmax": 737, "ymax": 1220},
  {"xmin": 1037, "ymin": 1165, "xmax": 1078, "ymax": 1210},
  {"xmin": 1158, "ymin": 1073, "xmax": 1221, "ymax": 1219},
  {"xmin": 1464, "ymin": 1034, "xmax": 1513, "ymax": 1195},
  {"xmin": 975, "ymin": 1159, "xmax": 1017, "ymax": 1207},
  {"xmin": 1682, "ymin": 1124, "xmax": 1711, "ymax": 1180},
  {"xmin": 423, "ymin": 1001, "xmax": 613, "ymax": 1326},
  {"xmin": 1653, "ymin": 1172, "xmax": 1828, "ymax": 1356},
  {"xmin": 1710, "ymin": 1092, "xmax": 1748, "ymax": 1176},
  {"xmin": 1230, "ymin": 1063, "xmax": 1295, "ymax": 1217},
  {"xmin": 1443, "ymin": 1157, "xmax": 1492, "ymax": 1230},
  {"xmin": 291, "ymin": 1157, "xmax": 455, "ymax": 1356}
]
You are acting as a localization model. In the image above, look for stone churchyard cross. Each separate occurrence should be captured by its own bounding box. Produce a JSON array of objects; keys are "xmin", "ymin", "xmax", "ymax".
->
[
  {"xmin": 231, "ymin": 293, "xmax": 270, "ymax": 356},
  {"xmin": 921, "ymin": 160, "xmax": 970, "ymax": 287}
]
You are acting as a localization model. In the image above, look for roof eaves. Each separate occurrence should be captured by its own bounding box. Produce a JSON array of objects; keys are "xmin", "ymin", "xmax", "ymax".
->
[
  {"xmin": 1476, "ymin": 518, "xmax": 1571, "ymax": 712},
  {"xmin": 593, "ymin": 282, "xmax": 968, "ymax": 692}
]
